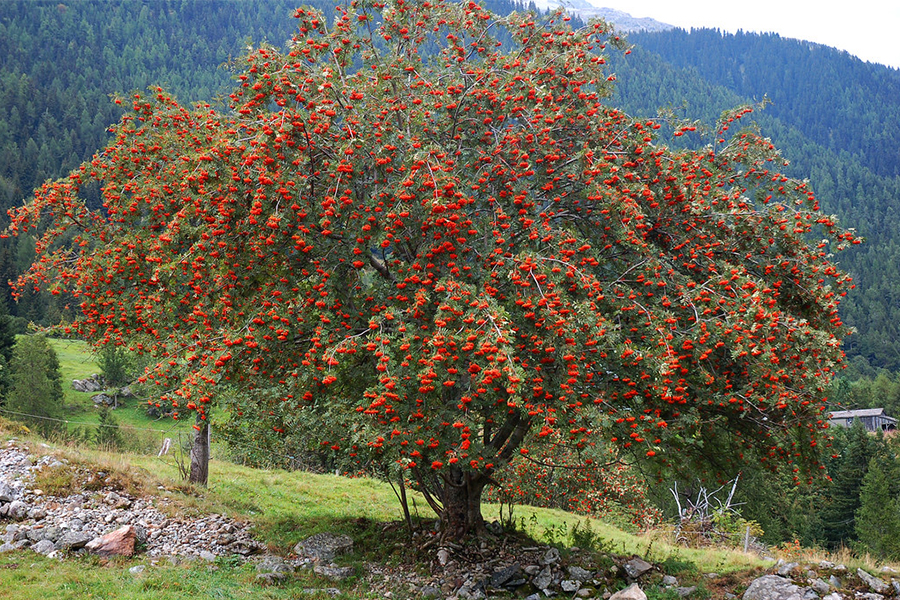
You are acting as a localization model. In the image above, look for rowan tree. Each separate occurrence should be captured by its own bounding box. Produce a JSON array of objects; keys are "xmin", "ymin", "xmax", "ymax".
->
[{"xmin": 8, "ymin": 0, "xmax": 856, "ymax": 539}]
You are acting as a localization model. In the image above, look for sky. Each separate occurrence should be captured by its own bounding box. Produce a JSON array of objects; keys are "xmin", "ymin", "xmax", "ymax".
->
[{"xmin": 585, "ymin": 0, "xmax": 900, "ymax": 70}]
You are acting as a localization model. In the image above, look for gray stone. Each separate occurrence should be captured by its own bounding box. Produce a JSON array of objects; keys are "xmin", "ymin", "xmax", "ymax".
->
[
  {"xmin": 256, "ymin": 572, "xmax": 287, "ymax": 585},
  {"xmin": 818, "ymin": 561, "xmax": 835, "ymax": 570},
  {"xmin": 610, "ymin": 583, "xmax": 647, "ymax": 600},
  {"xmin": 623, "ymin": 558, "xmax": 654, "ymax": 579},
  {"xmin": 7, "ymin": 500, "xmax": 28, "ymax": 520},
  {"xmin": 129, "ymin": 565, "xmax": 146, "ymax": 575},
  {"xmin": 776, "ymin": 562, "xmax": 800, "ymax": 577},
  {"xmin": 0, "ymin": 481, "xmax": 16, "ymax": 503},
  {"xmin": 662, "ymin": 575, "xmax": 679, "ymax": 586},
  {"xmin": 569, "ymin": 565, "xmax": 593, "ymax": 581},
  {"xmin": 488, "ymin": 564, "xmax": 522, "ymax": 588},
  {"xmin": 31, "ymin": 539, "xmax": 56, "ymax": 555},
  {"xmin": 858, "ymin": 595, "xmax": 884, "ymax": 600},
  {"xmin": 821, "ymin": 594, "xmax": 841, "ymax": 600},
  {"xmin": 313, "ymin": 565, "xmax": 354, "ymax": 581},
  {"xmin": 199, "ymin": 550, "xmax": 216, "ymax": 562},
  {"xmin": 294, "ymin": 532, "xmax": 353, "ymax": 562},
  {"xmin": 541, "ymin": 547, "xmax": 561, "ymax": 565},
  {"xmin": 857, "ymin": 569, "xmax": 889, "ymax": 594},
  {"xmin": 828, "ymin": 575, "xmax": 841, "ymax": 590},
  {"xmin": 810, "ymin": 579, "xmax": 830, "ymax": 595},
  {"xmin": 743, "ymin": 576, "xmax": 804, "ymax": 600},
  {"xmin": 677, "ymin": 587, "xmax": 698, "ymax": 597},
  {"xmin": 562, "ymin": 580, "xmax": 581, "ymax": 593},
  {"xmin": 802, "ymin": 588, "xmax": 818, "ymax": 600},
  {"xmin": 256, "ymin": 555, "xmax": 294, "ymax": 574},
  {"xmin": 72, "ymin": 375, "xmax": 106, "ymax": 393},
  {"xmin": 57, "ymin": 531, "xmax": 94, "ymax": 551},
  {"xmin": 533, "ymin": 565, "xmax": 553, "ymax": 590}
]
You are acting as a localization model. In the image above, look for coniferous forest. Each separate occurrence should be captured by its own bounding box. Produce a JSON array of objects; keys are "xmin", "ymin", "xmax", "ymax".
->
[{"xmin": 4, "ymin": 0, "xmax": 900, "ymax": 554}]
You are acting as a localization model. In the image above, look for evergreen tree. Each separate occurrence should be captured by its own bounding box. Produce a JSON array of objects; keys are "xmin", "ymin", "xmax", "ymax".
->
[
  {"xmin": 820, "ymin": 421, "xmax": 877, "ymax": 547},
  {"xmin": 94, "ymin": 405, "xmax": 123, "ymax": 450},
  {"xmin": 855, "ymin": 450, "xmax": 900, "ymax": 559},
  {"xmin": 6, "ymin": 335, "xmax": 64, "ymax": 437}
]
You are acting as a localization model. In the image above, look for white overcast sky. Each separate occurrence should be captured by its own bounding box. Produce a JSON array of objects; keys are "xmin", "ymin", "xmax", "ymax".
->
[{"xmin": 587, "ymin": 0, "xmax": 900, "ymax": 70}]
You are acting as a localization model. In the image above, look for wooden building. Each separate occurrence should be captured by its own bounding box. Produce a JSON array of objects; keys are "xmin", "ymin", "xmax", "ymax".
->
[{"xmin": 828, "ymin": 408, "xmax": 897, "ymax": 432}]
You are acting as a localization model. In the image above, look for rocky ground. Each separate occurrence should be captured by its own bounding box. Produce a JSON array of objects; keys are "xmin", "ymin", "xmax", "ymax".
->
[{"xmin": 3, "ymin": 437, "xmax": 900, "ymax": 600}]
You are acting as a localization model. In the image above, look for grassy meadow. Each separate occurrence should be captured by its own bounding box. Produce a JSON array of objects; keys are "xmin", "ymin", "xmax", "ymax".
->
[{"xmin": 0, "ymin": 337, "xmax": 781, "ymax": 599}]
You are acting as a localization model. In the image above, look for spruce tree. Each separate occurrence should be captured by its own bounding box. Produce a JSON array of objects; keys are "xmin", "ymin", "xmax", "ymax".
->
[
  {"xmin": 855, "ymin": 451, "xmax": 900, "ymax": 559},
  {"xmin": 6, "ymin": 335, "xmax": 65, "ymax": 437}
]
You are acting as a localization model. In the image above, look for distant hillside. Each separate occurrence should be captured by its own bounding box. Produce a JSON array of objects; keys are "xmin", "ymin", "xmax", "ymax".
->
[
  {"xmin": 611, "ymin": 29, "xmax": 900, "ymax": 372},
  {"xmin": 0, "ymin": 1, "xmax": 898, "ymax": 372}
]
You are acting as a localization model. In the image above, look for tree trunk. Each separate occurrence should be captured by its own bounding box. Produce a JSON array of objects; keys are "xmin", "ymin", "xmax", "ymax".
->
[
  {"xmin": 441, "ymin": 467, "xmax": 488, "ymax": 540},
  {"xmin": 189, "ymin": 415, "xmax": 210, "ymax": 486}
]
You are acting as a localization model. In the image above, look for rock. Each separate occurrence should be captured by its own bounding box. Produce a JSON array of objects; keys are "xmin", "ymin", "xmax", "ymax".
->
[
  {"xmin": 662, "ymin": 575, "xmax": 679, "ymax": 586},
  {"xmin": 776, "ymin": 562, "xmax": 799, "ymax": 577},
  {"xmin": 533, "ymin": 566, "xmax": 553, "ymax": 590},
  {"xmin": 857, "ymin": 569, "xmax": 889, "ymax": 594},
  {"xmin": 810, "ymin": 579, "xmax": 830, "ymax": 595},
  {"xmin": 129, "ymin": 565, "xmax": 146, "ymax": 575},
  {"xmin": 255, "ymin": 555, "xmax": 294, "ymax": 574},
  {"xmin": 199, "ymin": 550, "xmax": 216, "ymax": 562},
  {"xmin": 743, "ymin": 575, "xmax": 804, "ymax": 600},
  {"xmin": 0, "ymin": 481, "xmax": 17, "ymax": 503},
  {"xmin": 540, "ymin": 547, "xmax": 561, "ymax": 565},
  {"xmin": 610, "ymin": 583, "xmax": 647, "ymax": 600},
  {"xmin": 256, "ymin": 572, "xmax": 288, "ymax": 585},
  {"xmin": 437, "ymin": 547, "xmax": 451, "ymax": 566},
  {"xmin": 31, "ymin": 539, "xmax": 56, "ymax": 555},
  {"xmin": 488, "ymin": 564, "xmax": 522, "ymax": 589},
  {"xmin": 802, "ymin": 589, "xmax": 818, "ymax": 600},
  {"xmin": 313, "ymin": 565, "xmax": 354, "ymax": 581},
  {"xmin": 858, "ymin": 595, "xmax": 884, "ymax": 600},
  {"xmin": 72, "ymin": 375, "xmax": 105, "ymax": 393},
  {"xmin": 294, "ymin": 532, "xmax": 353, "ymax": 562},
  {"xmin": 821, "ymin": 594, "xmax": 841, "ymax": 600},
  {"xmin": 562, "ymin": 580, "xmax": 581, "ymax": 593},
  {"xmin": 624, "ymin": 558, "xmax": 654, "ymax": 579},
  {"xmin": 828, "ymin": 575, "xmax": 841, "ymax": 590},
  {"xmin": 818, "ymin": 561, "xmax": 835, "ymax": 570},
  {"xmin": 85, "ymin": 525, "xmax": 137, "ymax": 557},
  {"xmin": 57, "ymin": 531, "xmax": 94, "ymax": 551},
  {"xmin": 7, "ymin": 500, "xmax": 28, "ymax": 520},
  {"xmin": 677, "ymin": 587, "xmax": 698, "ymax": 598},
  {"xmin": 92, "ymin": 393, "xmax": 114, "ymax": 406},
  {"xmin": 568, "ymin": 565, "xmax": 592, "ymax": 581}
]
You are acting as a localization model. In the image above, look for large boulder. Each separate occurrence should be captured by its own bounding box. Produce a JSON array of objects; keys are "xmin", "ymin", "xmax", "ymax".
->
[
  {"xmin": 85, "ymin": 525, "xmax": 137, "ymax": 557},
  {"xmin": 743, "ymin": 575, "xmax": 804, "ymax": 600},
  {"xmin": 294, "ymin": 532, "xmax": 353, "ymax": 562},
  {"xmin": 72, "ymin": 374, "xmax": 105, "ymax": 393}
]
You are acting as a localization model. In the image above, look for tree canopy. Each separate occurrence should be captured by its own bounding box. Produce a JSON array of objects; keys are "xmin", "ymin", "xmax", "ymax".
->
[{"xmin": 9, "ymin": 0, "xmax": 855, "ymax": 538}]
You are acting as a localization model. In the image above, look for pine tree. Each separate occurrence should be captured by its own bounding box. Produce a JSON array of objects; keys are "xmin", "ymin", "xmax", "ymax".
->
[
  {"xmin": 6, "ymin": 335, "xmax": 64, "ymax": 437},
  {"xmin": 855, "ymin": 451, "xmax": 900, "ymax": 559},
  {"xmin": 820, "ymin": 421, "xmax": 877, "ymax": 547}
]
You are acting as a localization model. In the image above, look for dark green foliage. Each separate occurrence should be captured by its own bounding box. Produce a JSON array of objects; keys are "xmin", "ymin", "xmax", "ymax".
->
[
  {"xmin": 855, "ymin": 450, "xmax": 900, "ymax": 559},
  {"xmin": 5, "ymin": 335, "xmax": 65, "ymax": 437},
  {"xmin": 97, "ymin": 345, "xmax": 132, "ymax": 387},
  {"xmin": 819, "ymin": 421, "xmax": 878, "ymax": 547},
  {"xmin": 94, "ymin": 405, "xmax": 123, "ymax": 450}
]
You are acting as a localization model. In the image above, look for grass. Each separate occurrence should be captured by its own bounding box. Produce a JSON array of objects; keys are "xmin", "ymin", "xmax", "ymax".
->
[
  {"xmin": 43, "ymin": 337, "xmax": 193, "ymax": 453},
  {"xmin": 0, "ymin": 339, "xmax": 773, "ymax": 597}
]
